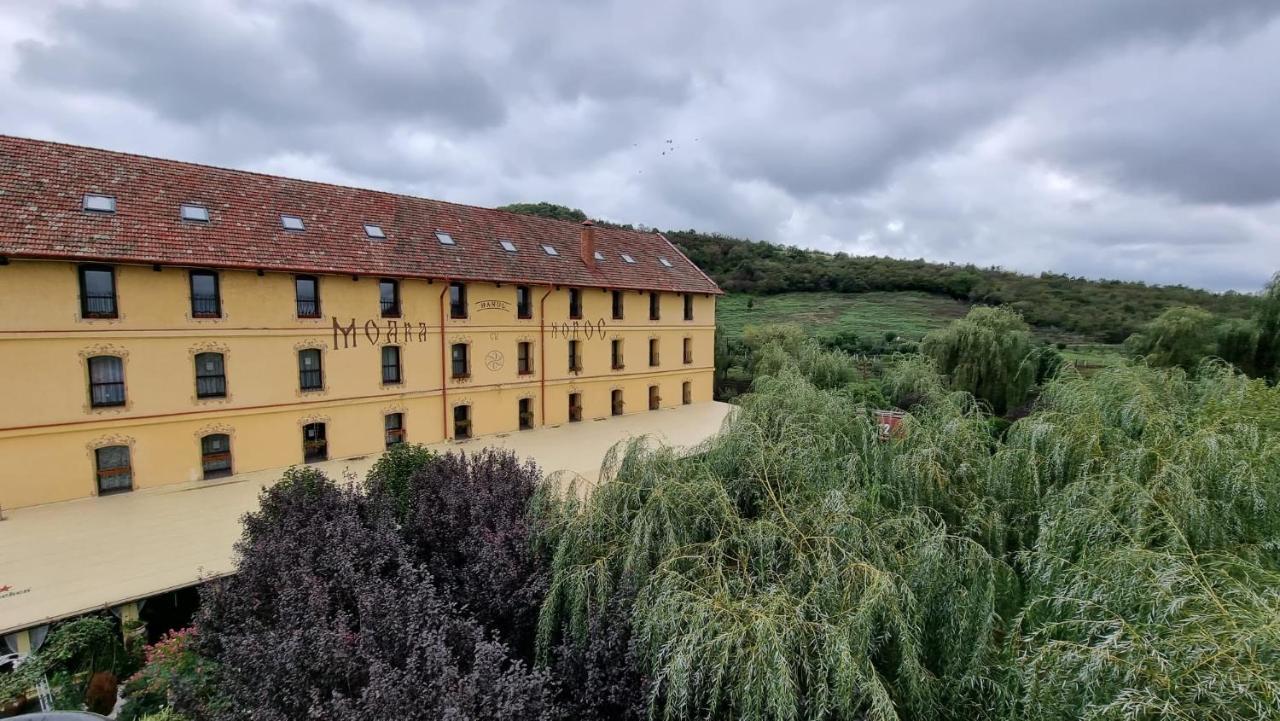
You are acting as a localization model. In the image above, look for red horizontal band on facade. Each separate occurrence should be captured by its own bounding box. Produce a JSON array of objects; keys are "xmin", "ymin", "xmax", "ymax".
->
[{"xmin": 0, "ymin": 365, "xmax": 714, "ymax": 434}]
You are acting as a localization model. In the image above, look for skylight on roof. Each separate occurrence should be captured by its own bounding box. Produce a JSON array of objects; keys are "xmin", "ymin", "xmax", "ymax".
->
[
  {"xmin": 364, "ymin": 224, "xmax": 385, "ymax": 239},
  {"xmin": 658, "ymin": 256, "xmax": 673, "ymax": 267},
  {"xmin": 281, "ymin": 214, "xmax": 305, "ymax": 231},
  {"xmin": 621, "ymin": 253, "xmax": 636, "ymax": 264},
  {"xmin": 181, "ymin": 204, "xmax": 210, "ymax": 222},
  {"xmin": 500, "ymin": 240, "xmax": 517, "ymax": 252},
  {"xmin": 83, "ymin": 194, "xmax": 116, "ymax": 213},
  {"xmin": 436, "ymin": 231, "xmax": 455, "ymax": 246},
  {"xmin": 541, "ymin": 244, "xmax": 559, "ymax": 256},
  {"xmin": 593, "ymin": 251, "xmax": 604, "ymax": 261}
]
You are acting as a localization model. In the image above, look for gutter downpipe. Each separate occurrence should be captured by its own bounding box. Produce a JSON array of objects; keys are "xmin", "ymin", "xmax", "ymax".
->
[
  {"xmin": 539, "ymin": 288, "xmax": 553, "ymax": 425},
  {"xmin": 439, "ymin": 281, "xmax": 450, "ymax": 440}
]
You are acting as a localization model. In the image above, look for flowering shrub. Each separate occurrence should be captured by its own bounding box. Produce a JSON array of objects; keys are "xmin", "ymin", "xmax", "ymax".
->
[{"xmin": 119, "ymin": 627, "xmax": 221, "ymax": 720}]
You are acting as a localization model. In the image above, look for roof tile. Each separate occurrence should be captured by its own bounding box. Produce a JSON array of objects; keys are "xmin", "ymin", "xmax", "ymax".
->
[{"xmin": 0, "ymin": 136, "xmax": 722, "ymax": 295}]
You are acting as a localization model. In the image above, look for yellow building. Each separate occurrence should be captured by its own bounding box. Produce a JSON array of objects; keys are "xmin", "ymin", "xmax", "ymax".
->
[{"xmin": 0, "ymin": 136, "xmax": 721, "ymax": 509}]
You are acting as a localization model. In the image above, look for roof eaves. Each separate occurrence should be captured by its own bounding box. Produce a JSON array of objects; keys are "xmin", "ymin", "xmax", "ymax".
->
[{"xmin": 656, "ymin": 230, "xmax": 724, "ymax": 295}]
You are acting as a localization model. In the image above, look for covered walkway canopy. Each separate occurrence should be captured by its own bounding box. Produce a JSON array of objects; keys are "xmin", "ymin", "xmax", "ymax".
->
[{"xmin": 0, "ymin": 402, "xmax": 733, "ymax": 636}]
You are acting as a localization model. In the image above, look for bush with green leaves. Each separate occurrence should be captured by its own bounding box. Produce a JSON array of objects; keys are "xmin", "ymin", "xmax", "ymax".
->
[
  {"xmin": 0, "ymin": 614, "xmax": 138, "ymax": 712},
  {"xmin": 364, "ymin": 441, "xmax": 438, "ymax": 516}
]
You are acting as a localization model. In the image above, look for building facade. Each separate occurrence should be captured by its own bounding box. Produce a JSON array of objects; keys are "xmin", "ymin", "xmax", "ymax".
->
[{"xmin": 0, "ymin": 137, "xmax": 721, "ymax": 509}]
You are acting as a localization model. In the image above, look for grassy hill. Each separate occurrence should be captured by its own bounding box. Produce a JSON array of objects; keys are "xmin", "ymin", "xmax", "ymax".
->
[
  {"xmin": 718, "ymin": 290, "xmax": 1127, "ymax": 369},
  {"xmin": 717, "ymin": 291, "xmax": 969, "ymax": 341},
  {"xmin": 669, "ymin": 230, "xmax": 1258, "ymax": 343}
]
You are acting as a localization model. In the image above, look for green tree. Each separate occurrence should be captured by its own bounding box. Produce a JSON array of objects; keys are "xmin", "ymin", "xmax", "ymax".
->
[
  {"xmin": 497, "ymin": 202, "xmax": 587, "ymax": 222},
  {"xmin": 921, "ymin": 306, "xmax": 1035, "ymax": 414},
  {"xmin": 1253, "ymin": 272, "xmax": 1280, "ymax": 380},
  {"xmin": 1216, "ymin": 317, "xmax": 1259, "ymax": 376},
  {"xmin": 538, "ymin": 357, "xmax": 1280, "ymax": 721},
  {"xmin": 1125, "ymin": 305, "xmax": 1217, "ymax": 371}
]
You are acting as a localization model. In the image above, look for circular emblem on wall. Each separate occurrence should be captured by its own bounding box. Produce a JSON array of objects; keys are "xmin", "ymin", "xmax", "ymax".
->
[{"xmin": 485, "ymin": 350, "xmax": 505, "ymax": 372}]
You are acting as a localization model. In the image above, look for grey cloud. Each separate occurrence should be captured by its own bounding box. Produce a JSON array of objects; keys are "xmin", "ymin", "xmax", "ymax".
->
[
  {"xmin": 703, "ymin": 0, "xmax": 1280, "ymax": 201},
  {"xmin": 1016, "ymin": 20, "xmax": 1280, "ymax": 206},
  {"xmin": 3, "ymin": 0, "xmax": 1280, "ymax": 291},
  {"xmin": 16, "ymin": 1, "xmax": 506, "ymax": 130},
  {"xmin": 920, "ymin": 0, "xmax": 1277, "ymax": 72}
]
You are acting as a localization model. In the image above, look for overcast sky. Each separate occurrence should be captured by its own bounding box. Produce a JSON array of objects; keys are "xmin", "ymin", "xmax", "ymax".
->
[{"xmin": 2, "ymin": 0, "xmax": 1277, "ymax": 291}]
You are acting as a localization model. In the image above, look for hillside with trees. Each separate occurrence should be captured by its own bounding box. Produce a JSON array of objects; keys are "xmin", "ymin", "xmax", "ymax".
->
[{"xmin": 498, "ymin": 202, "xmax": 1258, "ymax": 343}]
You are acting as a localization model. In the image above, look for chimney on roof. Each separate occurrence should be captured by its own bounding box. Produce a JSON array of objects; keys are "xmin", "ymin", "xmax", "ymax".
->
[{"xmin": 580, "ymin": 220, "xmax": 596, "ymax": 269}]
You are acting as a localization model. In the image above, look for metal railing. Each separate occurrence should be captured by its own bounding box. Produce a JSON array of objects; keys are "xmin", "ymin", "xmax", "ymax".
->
[
  {"xmin": 191, "ymin": 294, "xmax": 220, "ymax": 317},
  {"xmin": 299, "ymin": 369, "xmax": 323, "ymax": 390},
  {"xmin": 304, "ymin": 440, "xmax": 328, "ymax": 462},
  {"xmin": 196, "ymin": 375, "xmax": 226, "ymax": 398},
  {"xmin": 454, "ymin": 419, "xmax": 472, "ymax": 439},
  {"xmin": 202, "ymin": 452, "xmax": 232, "ymax": 478},
  {"xmin": 90, "ymin": 381, "xmax": 126, "ymax": 407},
  {"xmin": 297, "ymin": 299, "xmax": 320, "ymax": 318},
  {"xmin": 382, "ymin": 364, "xmax": 402, "ymax": 384},
  {"xmin": 82, "ymin": 293, "xmax": 117, "ymax": 318},
  {"xmin": 96, "ymin": 465, "xmax": 133, "ymax": 493}
]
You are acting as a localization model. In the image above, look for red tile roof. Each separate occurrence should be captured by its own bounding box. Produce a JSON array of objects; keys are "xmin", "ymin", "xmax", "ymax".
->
[{"xmin": 0, "ymin": 136, "xmax": 722, "ymax": 295}]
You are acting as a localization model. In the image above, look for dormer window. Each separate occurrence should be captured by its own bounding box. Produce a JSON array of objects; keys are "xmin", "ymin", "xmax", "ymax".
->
[
  {"xmin": 181, "ymin": 204, "xmax": 210, "ymax": 222},
  {"xmin": 436, "ymin": 231, "xmax": 455, "ymax": 246},
  {"xmin": 281, "ymin": 214, "xmax": 305, "ymax": 231},
  {"xmin": 83, "ymin": 194, "xmax": 116, "ymax": 213},
  {"xmin": 593, "ymin": 251, "xmax": 604, "ymax": 261},
  {"xmin": 364, "ymin": 224, "xmax": 385, "ymax": 239},
  {"xmin": 500, "ymin": 240, "xmax": 517, "ymax": 252},
  {"xmin": 621, "ymin": 253, "xmax": 636, "ymax": 264},
  {"xmin": 541, "ymin": 244, "xmax": 559, "ymax": 256},
  {"xmin": 658, "ymin": 257, "xmax": 673, "ymax": 267}
]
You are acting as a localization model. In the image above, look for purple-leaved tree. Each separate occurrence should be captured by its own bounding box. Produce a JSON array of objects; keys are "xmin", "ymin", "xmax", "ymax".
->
[
  {"xmin": 192, "ymin": 467, "xmax": 557, "ymax": 721},
  {"xmin": 370, "ymin": 448, "xmax": 551, "ymax": 657}
]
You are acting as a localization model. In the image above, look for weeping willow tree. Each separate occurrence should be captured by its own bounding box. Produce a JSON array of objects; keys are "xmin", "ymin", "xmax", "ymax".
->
[
  {"xmin": 537, "ymin": 347, "xmax": 1280, "ymax": 721},
  {"xmin": 538, "ymin": 369, "xmax": 1015, "ymax": 721},
  {"xmin": 1253, "ymin": 271, "xmax": 1280, "ymax": 381},
  {"xmin": 1123, "ymin": 305, "xmax": 1219, "ymax": 371},
  {"xmin": 1006, "ymin": 361, "xmax": 1280, "ymax": 719},
  {"xmin": 921, "ymin": 306, "xmax": 1036, "ymax": 415},
  {"xmin": 1017, "ymin": 547, "xmax": 1280, "ymax": 720}
]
